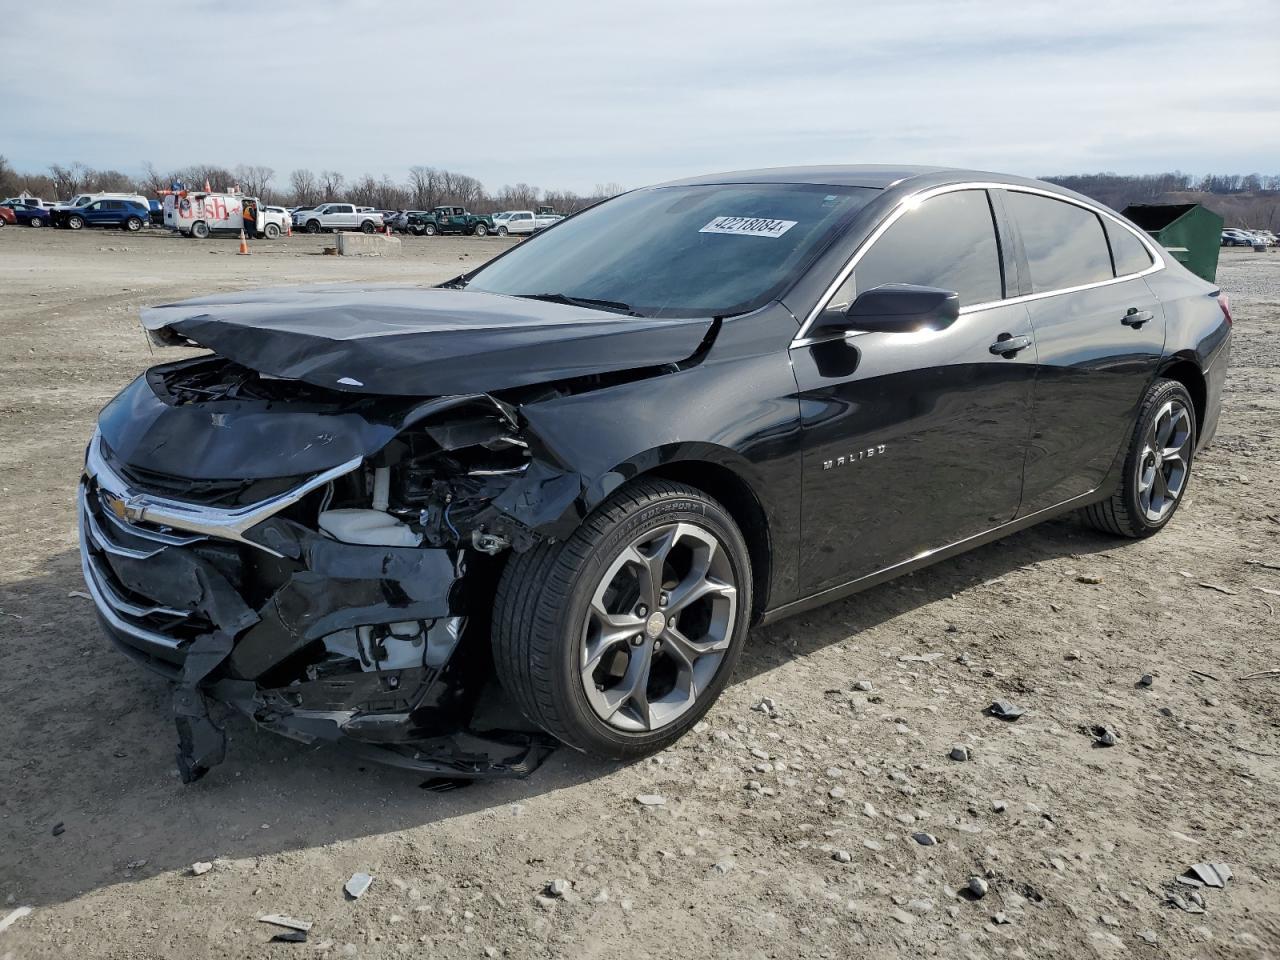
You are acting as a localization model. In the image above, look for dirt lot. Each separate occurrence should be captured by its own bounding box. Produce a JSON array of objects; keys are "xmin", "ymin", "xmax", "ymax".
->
[{"xmin": 1, "ymin": 228, "xmax": 1278, "ymax": 959}]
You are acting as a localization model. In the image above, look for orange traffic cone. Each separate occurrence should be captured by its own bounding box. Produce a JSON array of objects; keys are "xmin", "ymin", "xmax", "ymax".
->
[
  {"xmin": 286, "ymin": 221, "xmax": 292, "ymax": 237},
  {"xmin": 238, "ymin": 228, "xmax": 249, "ymax": 255}
]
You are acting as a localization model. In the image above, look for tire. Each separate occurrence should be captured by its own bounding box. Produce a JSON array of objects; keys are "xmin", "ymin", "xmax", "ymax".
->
[
  {"xmin": 492, "ymin": 479, "xmax": 752, "ymax": 758},
  {"xmin": 422, "ymin": 222, "xmax": 437, "ymax": 236},
  {"xmin": 264, "ymin": 222, "xmax": 280, "ymax": 239},
  {"xmin": 360, "ymin": 220, "xmax": 375, "ymax": 234},
  {"xmin": 473, "ymin": 222, "xmax": 488, "ymax": 237},
  {"xmin": 1080, "ymin": 378, "xmax": 1196, "ymax": 538},
  {"xmin": 306, "ymin": 220, "xmax": 321, "ymax": 234},
  {"xmin": 497, "ymin": 225, "xmax": 508, "ymax": 237},
  {"xmin": 124, "ymin": 216, "xmax": 142, "ymax": 231},
  {"xmin": 68, "ymin": 215, "xmax": 84, "ymax": 230},
  {"xmin": 191, "ymin": 221, "xmax": 210, "ymax": 239},
  {"xmin": 30, "ymin": 216, "xmax": 45, "ymax": 228}
]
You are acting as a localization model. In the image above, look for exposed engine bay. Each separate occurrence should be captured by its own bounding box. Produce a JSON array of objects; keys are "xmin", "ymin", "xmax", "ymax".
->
[{"xmin": 81, "ymin": 285, "xmax": 720, "ymax": 782}]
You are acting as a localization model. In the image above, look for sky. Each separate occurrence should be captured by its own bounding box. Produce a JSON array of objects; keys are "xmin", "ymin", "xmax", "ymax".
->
[{"xmin": 3, "ymin": 0, "xmax": 1278, "ymax": 194}]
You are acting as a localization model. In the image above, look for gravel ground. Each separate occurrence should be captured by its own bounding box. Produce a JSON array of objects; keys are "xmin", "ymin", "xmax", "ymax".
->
[{"xmin": 1, "ymin": 230, "xmax": 1278, "ymax": 959}]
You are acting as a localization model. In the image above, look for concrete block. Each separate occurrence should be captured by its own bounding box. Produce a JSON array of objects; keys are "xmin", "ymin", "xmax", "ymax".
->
[{"xmin": 336, "ymin": 232, "xmax": 402, "ymax": 257}]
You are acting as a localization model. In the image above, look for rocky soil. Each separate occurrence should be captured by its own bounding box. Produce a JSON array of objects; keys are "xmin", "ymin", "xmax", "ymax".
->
[{"xmin": 1, "ymin": 230, "xmax": 1277, "ymax": 958}]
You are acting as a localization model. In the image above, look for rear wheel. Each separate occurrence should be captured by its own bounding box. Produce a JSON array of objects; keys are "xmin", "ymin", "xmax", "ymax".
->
[
  {"xmin": 1080, "ymin": 378, "xmax": 1196, "ymax": 538},
  {"xmin": 67, "ymin": 215, "xmax": 84, "ymax": 230},
  {"xmin": 473, "ymin": 222, "xmax": 488, "ymax": 237},
  {"xmin": 493, "ymin": 479, "xmax": 752, "ymax": 758}
]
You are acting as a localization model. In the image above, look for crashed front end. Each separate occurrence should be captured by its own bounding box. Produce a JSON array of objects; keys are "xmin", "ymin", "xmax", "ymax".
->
[{"xmin": 79, "ymin": 356, "xmax": 576, "ymax": 782}]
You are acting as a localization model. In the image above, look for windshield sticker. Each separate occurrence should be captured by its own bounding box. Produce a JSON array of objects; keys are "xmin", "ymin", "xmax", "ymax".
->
[{"xmin": 699, "ymin": 216, "xmax": 797, "ymax": 239}]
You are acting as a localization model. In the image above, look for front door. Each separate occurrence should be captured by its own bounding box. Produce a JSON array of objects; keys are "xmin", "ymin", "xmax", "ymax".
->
[
  {"xmin": 999, "ymin": 190, "xmax": 1167, "ymax": 513},
  {"xmin": 793, "ymin": 188, "xmax": 1036, "ymax": 593}
]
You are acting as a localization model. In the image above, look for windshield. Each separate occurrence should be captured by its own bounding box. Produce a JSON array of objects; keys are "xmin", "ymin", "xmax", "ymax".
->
[{"xmin": 466, "ymin": 183, "xmax": 877, "ymax": 317}]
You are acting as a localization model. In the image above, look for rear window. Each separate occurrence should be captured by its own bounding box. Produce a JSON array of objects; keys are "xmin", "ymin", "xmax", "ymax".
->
[
  {"xmin": 1005, "ymin": 191, "xmax": 1113, "ymax": 292},
  {"xmin": 1104, "ymin": 219, "xmax": 1154, "ymax": 277}
]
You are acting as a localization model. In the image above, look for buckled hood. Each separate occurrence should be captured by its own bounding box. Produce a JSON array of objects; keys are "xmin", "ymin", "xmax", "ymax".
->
[{"xmin": 141, "ymin": 284, "xmax": 716, "ymax": 395}]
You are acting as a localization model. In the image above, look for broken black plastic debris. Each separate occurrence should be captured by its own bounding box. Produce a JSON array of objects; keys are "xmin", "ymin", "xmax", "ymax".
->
[
  {"xmin": 51, "ymin": 822, "xmax": 65, "ymax": 837},
  {"xmin": 420, "ymin": 778, "xmax": 473, "ymax": 792},
  {"xmin": 271, "ymin": 930, "xmax": 308, "ymax": 943},
  {"xmin": 986, "ymin": 700, "xmax": 1025, "ymax": 721}
]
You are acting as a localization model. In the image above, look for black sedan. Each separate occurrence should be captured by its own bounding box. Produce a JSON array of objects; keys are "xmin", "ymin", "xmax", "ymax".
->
[{"xmin": 80, "ymin": 165, "xmax": 1230, "ymax": 780}]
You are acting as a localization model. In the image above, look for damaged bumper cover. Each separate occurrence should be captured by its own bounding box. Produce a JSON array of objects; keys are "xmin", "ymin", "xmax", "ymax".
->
[{"xmin": 79, "ymin": 431, "xmax": 556, "ymax": 780}]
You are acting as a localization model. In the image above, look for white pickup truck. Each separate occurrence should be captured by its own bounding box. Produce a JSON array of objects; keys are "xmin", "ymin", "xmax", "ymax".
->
[
  {"xmin": 295, "ymin": 203, "xmax": 384, "ymax": 234},
  {"xmin": 491, "ymin": 209, "xmax": 563, "ymax": 236}
]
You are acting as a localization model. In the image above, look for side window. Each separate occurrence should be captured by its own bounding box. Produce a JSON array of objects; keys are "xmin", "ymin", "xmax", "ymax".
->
[
  {"xmin": 1005, "ymin": 191, "xmax": 1113, "ymax": 291},
  {"xmin": 832, "ymin": 189, "xmax": 1003, "ymax": 309},
  {"xmin": 1104, "ymin": 219, "xmax": 1154, "ymax": 277}
]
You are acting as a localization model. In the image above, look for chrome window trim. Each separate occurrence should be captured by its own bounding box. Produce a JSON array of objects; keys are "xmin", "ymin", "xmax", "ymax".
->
[
  {"xmin": 792, "ymin": 180, "xmax": 1165, "ymax": 347},
  {"xmin": 84, "ymin": 431, "xmax": 364, "ymax": 557}
]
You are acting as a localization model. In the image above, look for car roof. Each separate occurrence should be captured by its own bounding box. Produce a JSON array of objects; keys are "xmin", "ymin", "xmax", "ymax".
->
[{"xmin": 659, "ymin": 164, "xmax": 953, "ymax": 188}]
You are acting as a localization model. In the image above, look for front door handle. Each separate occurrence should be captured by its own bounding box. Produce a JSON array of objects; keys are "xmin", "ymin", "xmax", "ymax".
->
[
  {"xmin": 989, "ymin": 334, "xmax": 1032, "ymax": 357},
  {"xmin": 1122, "ymin": 308, "xmax": 1154, "ymax": 327}
]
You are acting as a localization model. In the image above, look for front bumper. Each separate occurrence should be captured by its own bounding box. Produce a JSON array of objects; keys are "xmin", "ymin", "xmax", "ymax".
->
[{"xmin": 79, "ymin": 432, "xmax": 553, "ymax": 779}]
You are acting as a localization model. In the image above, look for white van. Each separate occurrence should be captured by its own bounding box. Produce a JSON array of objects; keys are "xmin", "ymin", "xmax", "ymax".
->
[
  {"xmin": 61, "ymin": 192, "xmax": 150, "ymax": 211},
  {"xmin": 171, "ymin": 192, "xmax": 289, "ymax": 239}
]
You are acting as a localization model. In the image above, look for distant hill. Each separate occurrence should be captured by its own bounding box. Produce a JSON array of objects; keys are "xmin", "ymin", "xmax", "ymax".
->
[{"xmin": 1042, "ymin": 173, "xmax": 1280, "ymax": 230}]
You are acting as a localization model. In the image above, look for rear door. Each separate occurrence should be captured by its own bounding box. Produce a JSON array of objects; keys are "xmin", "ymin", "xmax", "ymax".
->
[
  {"xmin": 793, "ymin": 187, "xmax": 1036, "ymax": 593},
  {"xmin": 1000, "ymin": 189, "xmax": 1166, "ymax": 513}
]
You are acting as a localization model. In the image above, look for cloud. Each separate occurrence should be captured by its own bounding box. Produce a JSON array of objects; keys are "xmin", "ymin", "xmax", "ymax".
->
[{"xmin": 2, "ymin": 0, "xmax": 1276, "ymax": 191}]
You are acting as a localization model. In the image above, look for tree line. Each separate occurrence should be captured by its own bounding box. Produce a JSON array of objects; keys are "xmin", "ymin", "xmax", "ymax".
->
[
  {"xmin": 0, "ymin": 156, "xmax": 624, "ymax": 215},
  {"xmin": 1, "ymin": 157, "xmax": 1276, "ymax": 228}
]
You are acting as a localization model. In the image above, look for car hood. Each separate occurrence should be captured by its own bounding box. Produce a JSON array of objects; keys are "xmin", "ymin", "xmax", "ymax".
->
[{"xmin": 141, "ymin": 284, "xmax": 715, "ymax": 395}]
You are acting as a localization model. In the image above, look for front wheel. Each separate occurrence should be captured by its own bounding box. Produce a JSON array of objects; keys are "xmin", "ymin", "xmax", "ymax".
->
[
  {"xmin": 306, "ymin": 220, "xmax": 321, "ymax": 234},
  {"xmin": 124, "ymin": 216, "xmax": 142, "ymax": 231},
  {"xmin": 67, "ymin": 215, "xmax": 85, "ymax": 230},
  {"xmin": 29, "ymin": 216, "xmax": 45, "ymax": 228},
  {"xmin": 422, "ymin": 222, "xmax": 437, "ymax": 236},
  {"xmin": 496, "ymin": 225, "xmax": 508, "ymax": 237},
  {"xmin": 264, "ymin": 222, "xmax": 280, "ymax": 239},
  {"xmin": 360, "ymin": 220, "xmax": 375, "ymax": 234},
  {"xmin": 1080, "ymin": 378, "xmax": 1196, "ymax": 538},
  {"xmin": 492, "ymin": 479, "xmax": 752, "ymax": 758}
]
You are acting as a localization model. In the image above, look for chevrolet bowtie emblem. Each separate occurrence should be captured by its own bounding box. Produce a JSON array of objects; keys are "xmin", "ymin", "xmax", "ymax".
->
[{"xmin": 102, "ymin": 491, "xmax": 144, "ymax": 523}]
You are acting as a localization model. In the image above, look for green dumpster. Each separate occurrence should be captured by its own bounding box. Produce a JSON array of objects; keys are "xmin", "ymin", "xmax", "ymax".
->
[{"xmin": 1120, "ymin": 202, "xmax": 1223, "ymax": 283}]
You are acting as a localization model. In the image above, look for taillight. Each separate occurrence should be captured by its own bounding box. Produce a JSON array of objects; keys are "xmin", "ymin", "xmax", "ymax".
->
[{"xmin": 1216, "ymin": 293, "xmax": 1232, "ymax": 326}]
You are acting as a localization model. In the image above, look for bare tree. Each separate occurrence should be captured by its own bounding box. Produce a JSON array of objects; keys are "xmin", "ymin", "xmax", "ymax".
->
[
  {"xmin": 289, "ymin": 168, "xmax": 319, "ymax": 206},
  {"xmin": 49, "ymin": 162, "xmax": 88, "ymax": 197},
  {"xmin": 234, "ymin": 164, "xmax": 275, "ymax": 200},
  {"xmin": 319, "ymin": 169, "xmax": 345, "ymax": 201}
]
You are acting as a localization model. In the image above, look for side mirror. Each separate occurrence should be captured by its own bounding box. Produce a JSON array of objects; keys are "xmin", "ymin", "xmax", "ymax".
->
[{"xmin": 817, "ymin": 283, "xmax": 960, "ymax": 335}]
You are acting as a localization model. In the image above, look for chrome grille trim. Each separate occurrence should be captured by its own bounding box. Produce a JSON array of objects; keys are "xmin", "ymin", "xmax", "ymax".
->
[{"xmin": 84, "ymin": 431, "xmax": 363, "ymax": 557}]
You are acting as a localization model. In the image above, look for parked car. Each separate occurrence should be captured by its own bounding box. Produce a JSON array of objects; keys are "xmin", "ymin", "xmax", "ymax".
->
[
  {"xmin": 51, "ymin": 198, "xmax": 150, "ymax": 231},
  {"xmin": 408, "ymin": 205, "xmax": 495, "ymax": 236},
  {"xmin": 264, "ymin": 206, "xmax": 293, "ymax": 232},
  {"xmin": 2, "ymin": 196, "xmax": 51, "ymax": 208},
  {"xmin": 297, "ymin": 202, "xmax": 383, "ymax": 234},
  {"xmin": 1250, "ymin": 229, "xmax": 1277, "ymax": 246},
  {"xmin": 1, "ymin": 201, "xmax": 53, "ymax": 227},
  {"xmin": 1221, "ymin": 228, "xmax": 1258, "ymax": 246},
  {"xmin": 0, "ymin": 206, "xmax": 15, "ymax": 227},
  {"xmin": 56, "ymin": 192, "xmax": 151, "ymax": 220},
  {"xmin": 491, "ymin": 209, "xmax": 563, "ymax": 236},
  {"xmin": 80, "ymin": 164, "xmax": 1230, "ymax": 782}
]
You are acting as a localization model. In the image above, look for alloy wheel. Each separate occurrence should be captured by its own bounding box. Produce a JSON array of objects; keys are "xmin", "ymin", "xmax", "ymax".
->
[
  {"xmin": 1137, "ymin": 399, "xmax": 1192, "ymax": 522},
  {"xmin": 580, "ymin": 522, "xmax": 738, "ymax": 732}
]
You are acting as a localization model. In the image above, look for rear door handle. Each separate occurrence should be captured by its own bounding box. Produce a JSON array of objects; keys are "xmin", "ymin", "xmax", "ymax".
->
[
  {"xmin": 989, "ymin": 334, "xmax": 1032, "ymax": 357},
  {"xmin": 1122, "ymin": 308, "xmax": 1154, "ymax": 327}
]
